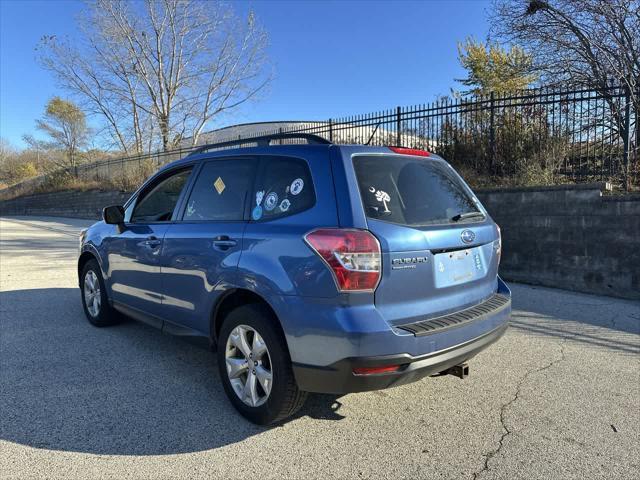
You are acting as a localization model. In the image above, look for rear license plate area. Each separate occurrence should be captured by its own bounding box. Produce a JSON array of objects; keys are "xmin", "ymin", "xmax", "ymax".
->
[{"xmin": 434, "ymin": 247, "xmax": 485, "ymax": 288}]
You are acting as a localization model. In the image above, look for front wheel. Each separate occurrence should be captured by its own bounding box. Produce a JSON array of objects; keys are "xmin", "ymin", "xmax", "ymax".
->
[
  {"xmin": 80, "ymin": 259, "xmax": 120, "ymax": 327},
  {"xmin": 217, "ymin": 304, "xmax": 307, "ymax": 425}
]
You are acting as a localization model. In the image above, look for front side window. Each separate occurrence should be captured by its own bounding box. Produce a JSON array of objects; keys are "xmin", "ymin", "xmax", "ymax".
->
[
  {"xmin": 131, "ymin": 168, "xmax": 192, "ymax": 223},
  {"xmin": 353, "ymin": 155, "xmax": 480, "ymax": 226},
  {"xmin": 250, "ymin": 156, "xmax": 315, "ymax": 221},
  {"xmin": 183, "ymin": 159, "xmax": 256, "ymax": 221}
]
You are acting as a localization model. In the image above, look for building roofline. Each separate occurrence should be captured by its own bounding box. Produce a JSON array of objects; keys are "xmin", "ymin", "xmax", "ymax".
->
[{"xmin": 200, "ymin": 120, "xmax": 327, "ymax": 136}]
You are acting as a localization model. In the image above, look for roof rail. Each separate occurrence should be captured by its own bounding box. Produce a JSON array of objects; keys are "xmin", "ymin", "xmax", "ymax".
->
[{"xmin": 188, "ymin": 133, "xmax": 331, "ymax": 156}]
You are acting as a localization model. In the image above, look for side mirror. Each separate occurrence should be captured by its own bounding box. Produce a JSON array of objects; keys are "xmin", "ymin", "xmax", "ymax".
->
[{"xmin": 103, "ymin": 205, "xmax": 125, "ymax": 225}]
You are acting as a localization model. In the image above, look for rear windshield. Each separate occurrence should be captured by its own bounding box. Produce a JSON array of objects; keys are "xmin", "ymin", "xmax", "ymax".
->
[{"xmin": 353, "ymin": 155, "xmax": 481, "ymax": 226}]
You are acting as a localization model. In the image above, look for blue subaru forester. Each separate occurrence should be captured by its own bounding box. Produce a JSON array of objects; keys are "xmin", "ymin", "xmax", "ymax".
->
[{"xmin": 78, "ymin": 133, "xmax": 511, "ymax": 424}]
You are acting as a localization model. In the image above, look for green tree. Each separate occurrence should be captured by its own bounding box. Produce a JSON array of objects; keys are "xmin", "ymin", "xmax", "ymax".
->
[
  {"xmin": 456, "ymin": 38, "xmax": 538, "ymax": 95},
  {"xmin": 35, "ymin": 97, "xmax": 89, "ymax": 171}
]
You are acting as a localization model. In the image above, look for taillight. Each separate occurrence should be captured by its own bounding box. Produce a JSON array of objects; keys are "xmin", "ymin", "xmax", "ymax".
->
[
  {"xmin": 388, "ymin": 146, "xmax": 430, "ymax": 157},
  {"xmin": 353, "ymin": 365, "xmax": 401, "ymax": 375},
  {"xmin": 494, "ymin": 225, "xmax": 502, "ymax": 266},
  {"xmin": 304, "ymin": 228, "xmax": 381, "ymax": 292}
]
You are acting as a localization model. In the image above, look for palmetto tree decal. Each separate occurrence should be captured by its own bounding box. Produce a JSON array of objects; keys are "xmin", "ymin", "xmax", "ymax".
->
[{"xmin": 375, "ymin": 190, "xmax": 391, "ymax": 213}]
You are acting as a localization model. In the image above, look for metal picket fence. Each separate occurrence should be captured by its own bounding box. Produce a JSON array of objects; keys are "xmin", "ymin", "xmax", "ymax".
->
[{"xmin": 2, "ymin": 83, "xmax": 637, "ymax": 199}]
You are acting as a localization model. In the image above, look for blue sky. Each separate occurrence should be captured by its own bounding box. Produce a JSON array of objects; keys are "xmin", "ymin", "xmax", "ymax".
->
[{"xmin": 0, "ymin": 0, "xmax": 491, "ymax": 148}]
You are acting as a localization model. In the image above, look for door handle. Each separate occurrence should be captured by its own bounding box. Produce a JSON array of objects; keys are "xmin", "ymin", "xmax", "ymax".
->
[
  {"xmin": 143, "ymin": 236, "xmax": 162, "ymax": 248},
  {"xmin": 213, "ymin": 235, "xmax": 237, "ymax": 250}
]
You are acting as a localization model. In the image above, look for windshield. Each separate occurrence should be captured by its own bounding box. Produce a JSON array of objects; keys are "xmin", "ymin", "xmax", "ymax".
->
[{"xmin": 353, "ymin": 155, "xmax": 481, "ymax": 226}]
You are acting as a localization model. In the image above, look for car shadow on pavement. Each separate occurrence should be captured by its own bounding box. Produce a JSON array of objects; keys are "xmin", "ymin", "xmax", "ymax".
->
[
  {"xmin": 508, "ymin": 284, "xmax": 640, "ymax": 356},
  {"xmin": 0, "ymin": 287, "xmax": 344, "ymax": 456}
]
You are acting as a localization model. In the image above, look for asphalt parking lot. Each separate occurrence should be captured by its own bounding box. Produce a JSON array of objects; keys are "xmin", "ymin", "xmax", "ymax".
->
[{"xmin": 1, "ymin": 216, "xmax": 638, "ymax": 479}]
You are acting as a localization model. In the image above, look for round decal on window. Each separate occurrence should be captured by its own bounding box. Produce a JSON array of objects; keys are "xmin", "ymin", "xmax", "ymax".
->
[
  {"xmin": 252, "ymin": 205, "xmax": 263, "ymax": 220},
  {"xmin": 264, "ymin": 192, "xmax": 278, "ymax": 211},
  {"xmin": 290, "ymin": 178, "xmax": 304, "ymax": 196},
  {"xmin": 279, "ymin": 199, "xmax": 291, "ymax": 212}
]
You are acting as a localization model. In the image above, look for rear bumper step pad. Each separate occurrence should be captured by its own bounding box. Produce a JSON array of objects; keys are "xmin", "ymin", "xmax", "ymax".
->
[{"xmin": 396, "ymin": 293, "xmax": 511, "ymax": 336}]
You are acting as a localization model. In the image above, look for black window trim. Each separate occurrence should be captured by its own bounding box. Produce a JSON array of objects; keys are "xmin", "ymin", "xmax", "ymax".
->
[
  {"xmin": 125, "ymin": 163, "xmax": 196, "ymax": 225},
  {"xmin": 174, "ymin": 155, "xmax": 259, "ymax": 224},
  {"xmin": 248, "ymin": 154, "xmax": 317, "ymax": 223}
]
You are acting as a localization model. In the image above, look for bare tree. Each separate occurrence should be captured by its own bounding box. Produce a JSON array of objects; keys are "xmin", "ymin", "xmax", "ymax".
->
[
  {"xmin": 38, "ymin": 0, "xmax": 270, "ymax": 154},
  {"xmin": 491, "ymin": 1, "xmax": 639, "ymax": 96},
  {"xmin": 0, "ymin": 138, "xmax": 14, "ymax": 165},
  {"xmin": 490, "ymin": 0, "xmax": 639, "ymax": 188}
]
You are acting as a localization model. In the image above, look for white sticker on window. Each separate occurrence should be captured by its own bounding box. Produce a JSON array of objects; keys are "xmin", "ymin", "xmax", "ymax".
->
[
  {"xmin": 186, "ymin": 200, "xmax": 195, "ymax": 217},
  {"xmin": 279, "ymin": 199, "xmax": 291, "ymax": 212},
  {"xmin": 375, "ymin": 190, "xmax": 391, "ymax": 213},
  {"xmin": 264, "ymin": 192, "xmax": 278, "ymax": 211},
  {"xmin": 290, "ymin": 178, "xmax": 304, "ymax": 195},
  {"xmin": 256, "ymin": 190, "xmax": 265, "ymax": 206}
]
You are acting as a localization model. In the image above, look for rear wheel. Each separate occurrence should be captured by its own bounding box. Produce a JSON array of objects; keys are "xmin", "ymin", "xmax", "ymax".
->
[
  {"xmin": 217, "ymin": 303, "xmax": 307, "ymax": 425},
  {"xmin": 80, "ymin": 259, "xmax": 119, "ymax": 327}
]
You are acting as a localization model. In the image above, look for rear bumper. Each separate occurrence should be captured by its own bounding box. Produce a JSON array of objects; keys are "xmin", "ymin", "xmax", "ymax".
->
[
  {"xmin": 287, "ymin": 277, "xmax": 511, "ymax": 394},
  {"xmin": 292, "ymin": 322, "xmax": 508, "ymax": 394}
]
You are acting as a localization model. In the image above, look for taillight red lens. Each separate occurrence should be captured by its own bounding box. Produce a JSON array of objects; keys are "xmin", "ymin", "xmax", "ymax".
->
[
  {"xmin": 388, "ymin": 146, "xmax": 430, "ymax": 156},
  {"xmin": 494, "ymin": 224, "xmax": 502, "ymax": 266},
  {"xmin": 353, "ymin": 365, "xmax": 401, "ymax": 375},
  {"xmin": 305, "ymin": 229, "xmax": 381, "ymax": 292}
]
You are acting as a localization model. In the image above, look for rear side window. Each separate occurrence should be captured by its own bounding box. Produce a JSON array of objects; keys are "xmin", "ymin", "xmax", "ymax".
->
[
  {"xmin": 183, "ymin": 159, "xmax": 256, "ymax": 221},
  {"xmin": 353, "ymin": 155, "xmax": 480, "ymax": 226},
  {"xmin": 250, "ymin": 156, "xmax": 315, "ymax": 221}
]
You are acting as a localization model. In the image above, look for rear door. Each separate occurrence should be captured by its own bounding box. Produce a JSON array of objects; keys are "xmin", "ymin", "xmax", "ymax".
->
[
  {"xmin": 159, "ymin": 157, "xmax": 257, "ymax": 334},
  {"xmin": 350, "ymin": 153, "xmax": 500, "ymax": 326}
]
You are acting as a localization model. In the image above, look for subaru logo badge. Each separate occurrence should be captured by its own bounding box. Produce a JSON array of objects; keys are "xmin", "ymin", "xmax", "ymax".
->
[{"xmin": 461, "ymin": 230, "xmax": 475, "ymax": 244}]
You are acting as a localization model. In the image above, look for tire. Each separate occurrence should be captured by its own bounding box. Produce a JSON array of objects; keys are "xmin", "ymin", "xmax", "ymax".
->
[
  {"xmin": 217, "ymin": 303, "xmax": 308, "ymax": 425},
  {"xmin": 80, "ymin": 259, "xmax": 120, "ymax": 327}
]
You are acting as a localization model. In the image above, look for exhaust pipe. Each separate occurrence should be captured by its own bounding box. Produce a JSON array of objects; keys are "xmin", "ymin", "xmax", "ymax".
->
[{"xmin": 445, "ymin": 363, "xmax": 469, "ymax": 379}]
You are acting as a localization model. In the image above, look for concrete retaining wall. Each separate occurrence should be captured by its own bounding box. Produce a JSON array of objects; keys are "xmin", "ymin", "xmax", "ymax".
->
[
  {"xmin": 1, "ymin": 183, "xmax": 639, "ymax": 300},
  {"xmin": 476, "ymin": 183, "xmax": 640, "ymax": 300},
  {"xmin": 0, "ymin": 190, "xmax": 131, "ymax": 220}
]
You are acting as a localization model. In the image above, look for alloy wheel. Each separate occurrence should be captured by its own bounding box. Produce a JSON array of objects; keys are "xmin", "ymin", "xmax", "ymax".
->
[
  {"xmin": 83, "ymin": 270, "xmax": 101, "ymax": 317},
  {"xmin": 225, "ymin": 325, "xmax": 273, "ymax": 407}
]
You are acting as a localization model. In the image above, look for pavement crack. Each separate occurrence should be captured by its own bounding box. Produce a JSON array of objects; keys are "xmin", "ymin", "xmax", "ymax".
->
[{"xmin": 472, "ymin": 339, "xmax": 569, "ymax": 480}]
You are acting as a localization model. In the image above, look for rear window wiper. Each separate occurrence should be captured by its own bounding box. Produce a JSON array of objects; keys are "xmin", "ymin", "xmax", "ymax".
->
[{"xmin": 451, "ymin": 211, "xmax": 485, "ymax": 222}]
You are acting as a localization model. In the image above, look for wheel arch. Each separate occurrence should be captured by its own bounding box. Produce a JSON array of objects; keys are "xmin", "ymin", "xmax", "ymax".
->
[
  {"xmin": 211, "ymin": 289, "xmax": 288, "ymax": 349},
  {"xmin": 78, "ymin": 250, "xmax": 99, "ymax": 286}
]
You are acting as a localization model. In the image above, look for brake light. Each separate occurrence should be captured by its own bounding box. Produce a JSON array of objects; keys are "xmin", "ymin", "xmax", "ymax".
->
[
  {"xmin": 388, "ymin": 146, "xmax": 430, "ymax": 157},
  {"xmin": 305, "ymin": 229, "xmax": 381, "ymax": 291},
  {"xmin": 353, "ymin": 365, "xmax": 401, "ymax": 375}
]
